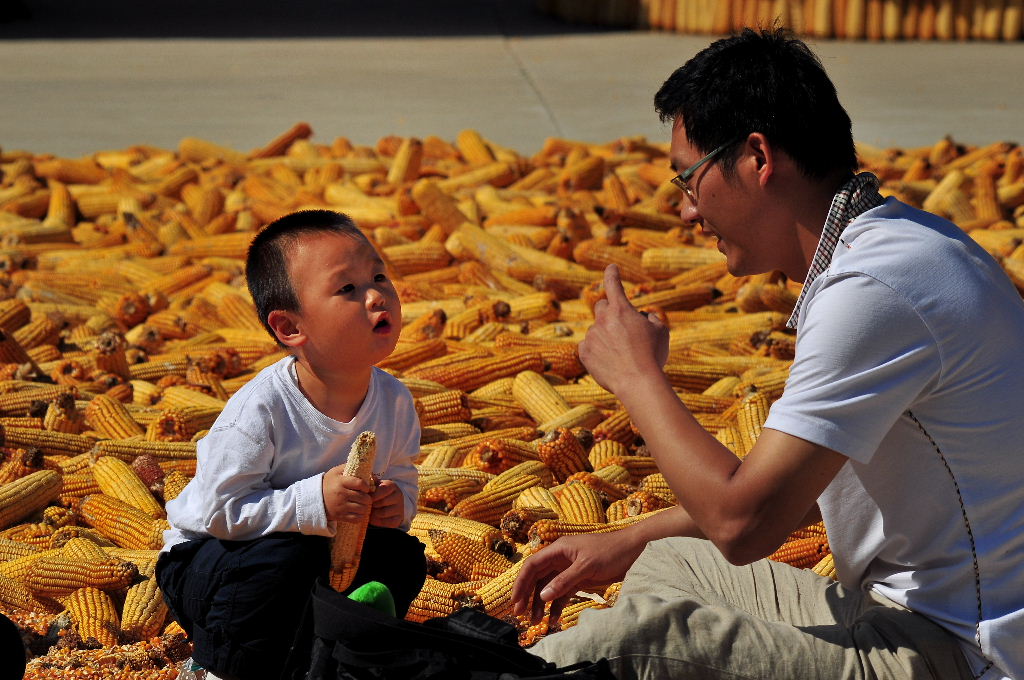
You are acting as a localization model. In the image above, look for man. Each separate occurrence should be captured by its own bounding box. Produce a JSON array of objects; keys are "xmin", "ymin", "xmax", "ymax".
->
[{"xmin": 511, "ymin": 28, "xmax": 1024, "ymax": 680}]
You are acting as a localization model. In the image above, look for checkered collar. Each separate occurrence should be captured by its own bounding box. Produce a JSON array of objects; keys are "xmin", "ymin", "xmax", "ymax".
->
[{"xmin": 785, "ymin": 172, "xmax": 886, "ymax": 330}]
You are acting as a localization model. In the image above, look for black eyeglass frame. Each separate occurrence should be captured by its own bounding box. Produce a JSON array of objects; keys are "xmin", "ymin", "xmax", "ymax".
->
[{"xmin": 669, "ymin": 136, "xmax": 745, "ymax": 203}]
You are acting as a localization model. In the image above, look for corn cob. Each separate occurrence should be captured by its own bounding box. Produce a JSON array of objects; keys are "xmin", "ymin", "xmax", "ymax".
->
[
  {"xmin": 468, "ymin": 407, "xmax": 535, "ymax": 433},
  {"xmin": 48, "ymin": 526, "xmax": 116, "ymax": 551},
  {"xmin": 416, "ymin": 444, "xmax": 464, "ymax": 467},
  {"xmin": 423, "ymin": 425, "xmax": 537, "ymax": 460},
  {"xmin": 42, "ymin": 391, "xmax": 84, "ymax": 433},
  {"xmin": 768, "ymin": 536, "xmax": 831, "ymax": 570},
  {"xmin": 409, "ymin": 513, "xmax": 510, "ymax": 557},
  {"xmin": 638, "ymin": 472, "xmax": 677, "ymax": 504},
  {"xmin": 54, "ymin": 535, "xmax": 108, "ymax": 563},
  {"xmin": 536, "ymin": 401, "xmax": 606, "ymax": 432},
  {"xmin": 561, "ymin": 470, "xmax": 630, "ymax": 503},
  {"xmin": 161, "ymin": 470, "xmax": 191, "ymax": 502},
  {"xmin": 0, "ymin": 425, "xmax": 95, "ymax": 457},
  {"xmin": 462, "ymin": 437, "xmax": 540, "ymax": 475},
  {"xmin": 450, "ymin": 474, "xmax": 542, "ymax": 526},
  {"xmin": 93, "ymin": 438, "xmax": 197, "ymax": 461},
  {"xmin": 453, "ymin": 559, "xmax": 527, "ymax": 619},
  {"xmin": 26, "ymin": 555, "xmax": 138, "ymax": 596},
  {"xmin": 406, "ymin": 351, "xmax": 545, "ymax": 393},
  {"xmin": 787, "ymin": 520, "xmax": 829, "ymax": 540},
  {"xmin": 625, "ymin": 490, "xmax": 674, "ymax": 517},
  {"xmin": 511, "ymin": 370, "xmax": 572, "ymax": 425},
  {"xmin": 499, "ymin": 505, "xmax": 560, "ymax": 544},
  {"xmin": 495, "ymin": 336, "xmax": 584, "ymax": 380},
  {"xmin": 587, "ymin": 439, "xmax": 631, "ymax": 469},
  {"xmin": 553, "ymin": 598, "xmax": 609, "ymax": 632},
  {"xmin": 0, "ymin": 446, "xmax": 46, "ymax": 486},
  {"xmin": 735, "ymin": 392, "xmax": 772, "ymax": 458},
  {"xmin": 91, "ymin": 456, "xmax": 165, "ymax": 519},
  {"xmin": 583, "ymin": 449, "xmax": 628, "ymax": 482},
  {"xmin": 428, "ymin": 529, "xmax": 513, "ymax": 581},
  {"xmin": 0, "ymin": 573, "xmax": 60, "ymax": 613},
  {"xmin": 84, "ymin": 394, "xmax": 145, "ymax": 439},
  {"xmin": 79, "ymin": 494, "xmax": 168, "ymax": 550},
  {"xmin": 511, "ymin": 485, "xmax": 562, "ymax": 516},
  {"xmin": 0, "ymin": 299, "xmax": 31, "ymax": 334},
  {"xmin": 422, "ymin": 422, "xmax": 481, "ymax": 445},
  {"xmin": 594, "ymin": 455, "xmax": 660, "ymax": 485},
  {"xmin": 377, "ymin": 339, "xmax": 448, "ymax": 374},
  {"xmin": 0, "ymin": 469, "xmax": 61, "ymax": 530},
  {"xmin": 556, "ymin": 482, "xmax": 607, "ymax": 524},
  {"xmin": 605, "ymin": 499, "xmax": 629, "ymax": 522},
  {"xmin": 0, "ymin": 537, "xmax": 41, "ymax": 562},
  {"xmin": 811, "ymin": 552, "xmax": 838, "ymax": 580},
  {"xmin": 66, "ymin": 586, "xmax": 121, "ymax": 647},
  {"xmin": 411, "ymin": 180, "xmax": 471, "ymax": 235},
  {"xmin": 526, "ymin": 519, "xmax": 633, "ymax": 551},
  {"xmin": 404, "ymin": 577, "xmax": 476, "ymax": 623},
  {"xmin": 413, "ymin": 389, "xmax": 472, "ymax": 428},
  {"xmin": 420, "ymin": 477, "xmax": 485, "ymax": 514},
  {"xmin": 0, "ymin": 519, "xmax": 54, "ymax": 548},
  {"xmin": 0, "ymin": 546, "xmax": 63, "ymax": 582},
  {"xmin": 120, "ymin": 559, "xmax": 169, "ymax": 642},
  {"xmin": 591, "ymin": 409, "xmax": 635, "ymax": 446},
  {"xmin": 329, "ymin": 431, "xmax": 377, "ymax": 592},
  {"xmin": 536, "ymin": 427, "xmax": 591, "ymax": 483},
  {"xmin": 484, "ymin": 460, "xmax": 554, "ymax": 490}
]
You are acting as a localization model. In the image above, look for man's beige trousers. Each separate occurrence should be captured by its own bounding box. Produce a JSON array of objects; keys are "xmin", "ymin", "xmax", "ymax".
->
[{"xmin": 531, "ymin": 537, "xmax": 975, "ymax": 680}]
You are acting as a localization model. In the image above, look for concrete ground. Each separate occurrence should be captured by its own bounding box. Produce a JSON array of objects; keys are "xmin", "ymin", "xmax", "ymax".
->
[{"xmin": 1, "ymin": 0, "xmax": 1021, "ymax": 159}]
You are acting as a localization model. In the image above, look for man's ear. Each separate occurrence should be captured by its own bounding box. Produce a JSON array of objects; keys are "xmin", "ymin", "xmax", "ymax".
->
[
  {"xmin": 267, "ymin": 309, "xmax": 305, "ymax": 348},
  {"xmin": 745, "ymin": 132, "xmax": 774, "ymax": 187}
]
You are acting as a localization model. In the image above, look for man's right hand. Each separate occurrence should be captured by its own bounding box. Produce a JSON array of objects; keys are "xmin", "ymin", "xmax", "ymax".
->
[
  {"xmin": 511, "ymin": 529, "xmax": 649, "ymax": 625},
  {"xmin": 322, "ymin": 465, "xmax": 373, "ymax": 523}
]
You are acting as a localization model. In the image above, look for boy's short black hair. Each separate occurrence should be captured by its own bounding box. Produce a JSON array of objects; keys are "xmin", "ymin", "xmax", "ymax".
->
[
  {"xmin": 246, "ymin": 209, "xmax": 367, "ymax": 343},
  {"xmin": 654, "ymin": 28, "xmax": 857, "ymax": 180}
]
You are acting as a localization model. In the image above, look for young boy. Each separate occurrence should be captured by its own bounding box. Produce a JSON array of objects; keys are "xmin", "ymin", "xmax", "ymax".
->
[{"xmin": 156, "ymin": 209, "xmax": 426, "ymax": 680}]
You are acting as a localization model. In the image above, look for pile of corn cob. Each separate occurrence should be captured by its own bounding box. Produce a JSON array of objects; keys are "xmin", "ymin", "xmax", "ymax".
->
[
  {"xmin": 538, "ymin": 0, "xmax": 1024, "ymax": 41},
  {"xmin": 0, "ymin": 123, "xmax": 1021, "ymax": 676}
]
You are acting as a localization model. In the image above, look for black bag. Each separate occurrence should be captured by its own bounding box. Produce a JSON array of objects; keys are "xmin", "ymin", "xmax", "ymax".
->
[{"xmin": 304, "ymin": 579, "xmax": 616, "ymax": 680}]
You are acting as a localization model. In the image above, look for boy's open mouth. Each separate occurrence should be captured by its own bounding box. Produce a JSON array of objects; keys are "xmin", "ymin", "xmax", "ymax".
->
[{"xmin": 372, "ymin": 316, "xmax": 391, "ymax": 333}]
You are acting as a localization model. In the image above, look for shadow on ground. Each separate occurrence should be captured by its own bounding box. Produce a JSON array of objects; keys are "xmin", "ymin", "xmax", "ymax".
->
[{"xmin": 0, "ymin": 0, "xmax": 611, "ymax": 38}]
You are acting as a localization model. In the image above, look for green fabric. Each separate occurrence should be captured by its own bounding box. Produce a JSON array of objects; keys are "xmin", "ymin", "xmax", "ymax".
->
[{"xmin": 348, "ymin": 581, "xmax": 396, "ymax": 617}]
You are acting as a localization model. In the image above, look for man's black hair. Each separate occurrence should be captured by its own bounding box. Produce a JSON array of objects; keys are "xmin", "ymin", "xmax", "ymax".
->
[
  {"xmin": 654, "ymin": 28, "xmax": 858, "ymax": 180},
  {"xmin": 245, "ymin": 209, "xmax": 366, "ymax": 344}
]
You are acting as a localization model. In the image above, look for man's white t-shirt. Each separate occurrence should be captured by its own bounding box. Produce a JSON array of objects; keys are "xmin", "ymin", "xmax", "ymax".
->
[
  {"xmin": 764, "ymin": 199, "xmax": 1024, "ymax": 679},
  {"xmin": 163, "ymin": 357, "xmax": 420, "ymax": 549}
]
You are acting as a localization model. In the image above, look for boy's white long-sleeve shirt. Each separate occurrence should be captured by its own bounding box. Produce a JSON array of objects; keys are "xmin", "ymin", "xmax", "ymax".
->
[{"xmin": 162, "ymin": 356, "xmax": 420, "ymax": 549}]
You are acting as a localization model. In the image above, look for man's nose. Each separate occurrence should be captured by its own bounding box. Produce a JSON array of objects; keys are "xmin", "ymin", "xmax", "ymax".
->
[{"xmin": 678, "ymin": 196, "xmax": 702, "ymax": 226}]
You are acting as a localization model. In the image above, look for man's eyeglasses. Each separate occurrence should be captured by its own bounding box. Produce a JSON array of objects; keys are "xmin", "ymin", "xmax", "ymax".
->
[{"xmin": 669, "ymin": 137, "xmax": 743, "ymax": 203}]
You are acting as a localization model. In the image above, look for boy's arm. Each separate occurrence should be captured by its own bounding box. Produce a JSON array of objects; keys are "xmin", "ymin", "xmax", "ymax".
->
[
  {"xmin": 167, "ymin": 424, "xmax": 333, "ymax": 541},
  {"xmin": 377, "ymin": 389, "xmax": 421, "ymax": 531}
]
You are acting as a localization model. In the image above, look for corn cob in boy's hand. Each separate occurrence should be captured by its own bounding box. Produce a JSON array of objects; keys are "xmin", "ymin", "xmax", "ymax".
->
[{"xmin": 329, "ymin": 431, "xmax": 378, "ymax": 592}]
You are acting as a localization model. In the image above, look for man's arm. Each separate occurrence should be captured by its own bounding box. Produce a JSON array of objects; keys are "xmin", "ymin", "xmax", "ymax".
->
[
  {"xmin": 511, "ymin": 489, "xmax": 823, "ymax": 623},
  {"xmin": 579, "ymin": 265, "xmax": 846, "ymax": 565}
]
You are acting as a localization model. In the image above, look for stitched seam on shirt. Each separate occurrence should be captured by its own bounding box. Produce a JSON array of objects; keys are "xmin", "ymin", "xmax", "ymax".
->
[{"xmin": 905, "ymin": 410, "xmax": 993, "ymax": 679}]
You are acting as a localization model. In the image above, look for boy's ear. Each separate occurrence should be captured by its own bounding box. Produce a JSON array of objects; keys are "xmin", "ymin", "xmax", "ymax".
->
[{"xmin": 267, "ymin": 309, "xmax": 306, "ymax": 348}]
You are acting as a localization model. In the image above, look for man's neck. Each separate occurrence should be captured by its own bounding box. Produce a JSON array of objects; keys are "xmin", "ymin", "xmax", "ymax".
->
[{"xmin": 786, "ymin": 173, "xmax": 852, "ymax": 281}]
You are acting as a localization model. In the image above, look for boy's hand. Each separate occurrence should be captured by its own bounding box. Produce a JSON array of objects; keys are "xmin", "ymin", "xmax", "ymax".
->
[
  {"xmin": 322, "ymin": 465, "xmax": 373, "ymax": 523},
  {"xmin": 369, "ymin": 479, "xmax": 404, "ymax": 528}
]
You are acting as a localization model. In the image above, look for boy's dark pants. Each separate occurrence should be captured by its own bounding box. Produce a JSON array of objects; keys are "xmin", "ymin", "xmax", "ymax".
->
[{"xmin": 156, "ymin": 526, "xmax": 426, "ymax": 680}]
